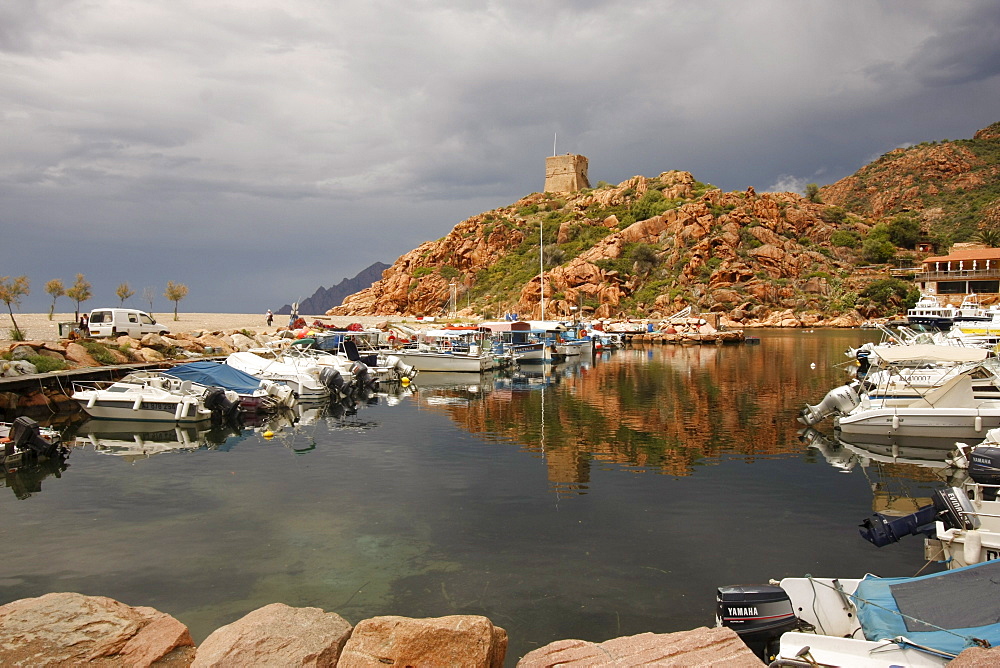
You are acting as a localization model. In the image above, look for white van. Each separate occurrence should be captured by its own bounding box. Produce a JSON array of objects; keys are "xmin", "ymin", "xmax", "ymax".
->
[{"xmin": 88, "ymin": 308, "xmax": 170, "ymax": 338}]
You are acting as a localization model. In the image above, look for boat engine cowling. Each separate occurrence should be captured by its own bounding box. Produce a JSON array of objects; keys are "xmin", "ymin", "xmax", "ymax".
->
[
  {"xmin": 859, "ymin": 486, "xmax": 980, "ymax": 547},
  {"xmin": 969, "ymin": 445, "xmax": 1000, "ymax": 487},
  {"xmin": 798, "ymin": 382, "xmax": 861, "ymax": 426},
  {"xmin": 350, "ymin": 361, "xmax": 379, "ymax": 391},
  {"xmin": 716, "ymin": 584, "xmax": 799, "ymax": 661},
  {"xmin": 385, "ymin": 355, "xmax": 417, "ymax": 381},
  {"xmin": 203, "ymin": 386, "xmax": 241, "ymax": 422},
  {"xmin": 320, "ymin": 367, "xmax": 348, "ymax": 396},
  {"xmin": 11, "ymin": 416, "xmax": 59, "ymax": 458}
]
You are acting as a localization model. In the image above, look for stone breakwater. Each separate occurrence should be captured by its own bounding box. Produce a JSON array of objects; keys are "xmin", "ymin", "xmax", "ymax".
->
[{"xmin": 0, "ymin": 593, "xmax": 764, "ymax": 667}]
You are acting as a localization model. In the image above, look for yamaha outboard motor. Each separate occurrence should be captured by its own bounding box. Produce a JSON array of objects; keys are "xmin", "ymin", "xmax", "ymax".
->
[
  {"xmin": 716, "ymin": 584, "xmax": 799, "ymax": 662},
  {"xmin": 798, "ymin": 381, "xmax": 861, "ymax": 426},
  {"xmin": 203, "ymin": 386, "xmax": 241, "ymax": 423},
  {"xmin": 859, "ymin": 486, "xmax": 980, "ymax": 547},
  {"xmin": 320, "ymin": 367, "xmax": 348, "ymax": 397},
  {"xmin": 969, "ymin": 445, "xmax": 1000, "ymax": 500}
]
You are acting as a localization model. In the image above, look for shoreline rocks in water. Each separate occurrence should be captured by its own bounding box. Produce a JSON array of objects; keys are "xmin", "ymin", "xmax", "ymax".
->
[{"xmin": 0, "ymin": 592, "xmax": 763, "ymax": 667}]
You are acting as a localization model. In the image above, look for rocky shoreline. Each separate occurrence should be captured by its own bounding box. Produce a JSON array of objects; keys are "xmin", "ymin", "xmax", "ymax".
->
[{"xmin": 0, "ymin": 592, "xmax": 763, "ymax": 667}]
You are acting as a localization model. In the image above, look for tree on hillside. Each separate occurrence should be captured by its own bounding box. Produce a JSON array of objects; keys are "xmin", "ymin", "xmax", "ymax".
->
[
  {"xmin": 45, "ymin": 278, "xmax": 65, "ymax": 321},
  {"xmin": 164, "ymin": 281, "xmax": 188, "ymax": 321},
  {"xmin": 0, "ymin": 275, "xmax": 30, "ymax": 339},
  {"xmin": 116, "ymin": 282, "xmax": 135, "ymax": 306},
  {"xmin": 805, "ymin": 183, "xmax": 822, "ymax": 203},
  {"xmin": 142, "ymin": 287, "xmax": 156, "ymax": 314},
  {"xmin": 887, "ymin": 214, "xmax": 921, "ymax": 249},
  {"xmin": 66, "ymin": 273, "xmax": 92, "ymax": 320},
  {"xmin": 975, "ymin": 227, "xmax": 1000, "ymax": 247}
]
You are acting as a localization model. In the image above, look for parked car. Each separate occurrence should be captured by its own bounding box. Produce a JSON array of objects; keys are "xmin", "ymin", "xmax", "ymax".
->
[{"xmin": 88, "ymin": 308, "xmax": 169, "ymax": 338}]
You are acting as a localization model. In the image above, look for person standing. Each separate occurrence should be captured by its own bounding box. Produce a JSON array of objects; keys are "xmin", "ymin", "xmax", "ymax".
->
[
  {"xmin": 266, "ymin": 309, "xmax": 273, "ymax": 326},
  {"xmin": 78, "ymin": 312, "xmax": 89, "ymax": 336}
]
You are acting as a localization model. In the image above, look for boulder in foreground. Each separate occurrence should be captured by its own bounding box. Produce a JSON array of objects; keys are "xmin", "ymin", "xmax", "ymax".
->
[
  {"xmin": 516, "ymin": 626, "xmax": 763, "ymax": 667},
  {"xmin": 0, "ymin": 592, "xmax": 194, "ymax": 666},
  {"xmin": 338, "ymin": 614, "xmax": 507, "ymax": 668}
]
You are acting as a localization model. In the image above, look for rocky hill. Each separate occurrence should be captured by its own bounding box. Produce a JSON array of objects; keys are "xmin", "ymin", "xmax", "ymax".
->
[
  {"xmin": 330, "ymin": 122, "xmax": 1000, "ymax": 325},
  {"xmin": 821, "ymin": 121, "xmax": 1000, "ymax": 242},
  {"xmin": 278, "ymin": 262, "xmax": 390, "ymax": 315}
]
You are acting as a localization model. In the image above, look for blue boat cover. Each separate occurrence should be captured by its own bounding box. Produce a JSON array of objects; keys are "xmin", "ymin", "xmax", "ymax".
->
[
  {"xmin": 162, "ymin": 361, "xmax": 262, "ymax": 395},
  {"xmin": 855, "ymin": 559, "xmax": 1000, "ymax": 656}
]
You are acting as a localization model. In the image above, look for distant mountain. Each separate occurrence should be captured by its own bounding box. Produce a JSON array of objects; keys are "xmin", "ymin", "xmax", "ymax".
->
[{"xmin": 277, "ymin": 262, "xmax": 390, "ymax": 315}]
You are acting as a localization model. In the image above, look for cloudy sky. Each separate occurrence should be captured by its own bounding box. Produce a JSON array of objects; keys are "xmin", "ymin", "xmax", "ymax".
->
[{"xmin": 2, "ymin": 0, "xmax": 999, "ymax": 314}]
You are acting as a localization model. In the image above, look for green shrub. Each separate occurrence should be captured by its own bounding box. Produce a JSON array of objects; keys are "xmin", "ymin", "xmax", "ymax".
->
[
  {"xmin": 26, "ymin": 355, "xmax": 69, "ymax": 373},
  {"xmin": 440, "ymin": 265, "xmax": 461, "ymax": 280},
  {"xmin": 8, "ymin": 328, "xmax": 26, "ymax": 341},
  {"xmin": 861, "ymin": 237, "xmax": 896, "ymax": 264},
  {"xmin": 831, "ymin": 230, "xmax": 861, "ymax": 248},
  {"xmin": 412, "ymin": 267, "xmax": 434, "ymax": 278},
  {"xmin": 80, "ymin": 340, "xmax": 117, "ymax": 365}
]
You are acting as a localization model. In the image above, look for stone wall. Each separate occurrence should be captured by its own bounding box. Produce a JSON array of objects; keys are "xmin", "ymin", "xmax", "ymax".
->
[{"xmin": 545, "ymin": 154, "xmax": 590, "ymax": 193}]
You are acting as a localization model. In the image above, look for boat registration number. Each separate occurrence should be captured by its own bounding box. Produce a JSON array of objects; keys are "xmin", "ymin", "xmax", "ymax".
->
[
  {"xmin": 142, "ymin": 403, "xmax": 177, "ymax": 412},
  {"xmin": 987, "ymin": 549, "xmax": 1000, "ymax": 561}
]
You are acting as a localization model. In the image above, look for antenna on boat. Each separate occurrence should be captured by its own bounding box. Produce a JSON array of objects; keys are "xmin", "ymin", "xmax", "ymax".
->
[{"xmin": 552, "ymin": 133, "xmax": 557, "ymax": 157}]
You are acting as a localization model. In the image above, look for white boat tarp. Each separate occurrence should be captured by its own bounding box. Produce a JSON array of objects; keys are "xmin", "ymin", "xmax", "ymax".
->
[{"xmin": 873, "ymin": 344, "xmax": 989, "ymax": 364}]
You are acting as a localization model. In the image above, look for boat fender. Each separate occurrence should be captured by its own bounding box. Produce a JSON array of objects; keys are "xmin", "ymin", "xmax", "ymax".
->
[
  {"xmin": 976, "ymin": 415, "xmax": 983, "ymax": 432},
  {"xmin": 965, "ymin": 529, "xmax": 982, "ymax": 564},
  {"xmin": 175, "ymin": 401, "xmax": 184, "ymax": 420},
  {"xmin": 891, "ymin": 414, "xmax": 900, "ymax": 430},
  {"xmin": 87, "ymin": 395, "xmax": 97, "ymax": 409},
  {"xmin": 133, "ymin": 396, "xmax": 143, "ymax": 411}
]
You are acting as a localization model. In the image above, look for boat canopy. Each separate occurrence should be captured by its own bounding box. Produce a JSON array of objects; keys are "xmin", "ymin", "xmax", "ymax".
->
[
  {"xmin": 855, "ymin": 559, "xmax": 1000, "ymax": 657},
  {"xmin": 479, "ymin": 321, "xmax": 531, "ymax": 332},
  {"xmin": 162, "ymin": 361, "xmax": 263, "ymax": 395},
  {"xmin": 872, "ymin": 344, "xmax": 989, "ymax": 364}
]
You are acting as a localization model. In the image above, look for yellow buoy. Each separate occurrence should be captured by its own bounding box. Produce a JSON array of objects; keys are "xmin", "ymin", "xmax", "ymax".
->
[
  {"xmin": 401, "ymin": 377, "xmax": 410, "ymax": 385},
  {"xmin": 262, "ymin": 430, "xmax": 274, "ymax": 439}
]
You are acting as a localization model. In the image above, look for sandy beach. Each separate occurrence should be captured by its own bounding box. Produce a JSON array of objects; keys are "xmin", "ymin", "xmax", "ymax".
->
[{"xmin": 0, "ymin": 312, "xmax": 404, "ymax": 346}]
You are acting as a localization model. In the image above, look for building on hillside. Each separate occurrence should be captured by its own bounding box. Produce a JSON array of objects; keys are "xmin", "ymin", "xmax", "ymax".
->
[
  {"xmin": 914, "ymin": 248, "xmax": 1000, "ymax": 296},
  {"xmin": 544, "ymin": 154, "xmax": 590, "ymax": 193}
]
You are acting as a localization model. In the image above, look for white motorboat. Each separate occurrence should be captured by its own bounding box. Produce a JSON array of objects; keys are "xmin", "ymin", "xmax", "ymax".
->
[
  {"xmin": 799, "ymin": 344, "xmax": 999, "ymax": 427},
  {"xmin": 160, "ymin": 361, "xmax": 297, "ymax": 412},
  {"xmin": 388, "ymin": 346, "xmax": 495, "ymax": 373},
  {"xmin": 718, "ymin": 560, "xmax": 1000, "ymax": 666},
  {"xmin": 906, "ymin": 293, "xmax": 958, "ymax": 330},
  {"xmin": 834, "ymin": 373, "xmax": 1000, "ymax": 439},
  {"xmin": 71, "ymin": 372, "xmax": 238, "ymax": 423},
  {"xmin": 225, "ymin": 351, "xmax": 334, "ymax": 400}
]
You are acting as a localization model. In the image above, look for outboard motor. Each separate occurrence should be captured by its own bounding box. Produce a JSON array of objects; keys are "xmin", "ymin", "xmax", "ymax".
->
[
  {"xmin": 385, "ymin": 355, "xmax": 417, "ymax": 381},
  {"xmin": 716, "ymin": 584, "xmax": 800, "ymax": 662},
  {"xmin": 10, "ymin": 416, "xmax": 60, "ymax": 459},
  {"xmin": 203, "ymin": 386, "xmax": 241, "ymax": 423},
  {"xmin": 798, "ymin": 382, "xmax": 861, "ymax": 426},
  {"xmin": 969, "ymin": 445, "xmax": 1000, "ymax": 501},
  {"xmin": 350, "ymin": 361, "xmax": 379, "ymax": 391},
  {"xmin": 859, "ymin": 486, "xmax": 980, "ymax": 547},
  {"xmin": 320, "ymin": 367, "xmax": 348, "ymax": 397},
  {"xmin": 856, "ymin": 349, "xmax": 872, "ymax": 380}
]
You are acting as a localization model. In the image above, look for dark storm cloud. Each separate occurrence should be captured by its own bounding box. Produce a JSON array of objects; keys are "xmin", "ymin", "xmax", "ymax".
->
[{"xmin": 1, "ymin": 0, "xmax": 998, "ymax": 313}]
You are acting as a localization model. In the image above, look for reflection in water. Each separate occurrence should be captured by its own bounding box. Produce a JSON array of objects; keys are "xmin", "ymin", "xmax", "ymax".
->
[
  {"xmin": 801, "ymin": 426, "xmax": 971, "ymax": 514},
  {"xmin": 1, "ymin": 454, "xmax": 69, "ymax": 500},
  {"xmin": 3, "ymin": 330, "xmax": 949, "ymax": 665}
]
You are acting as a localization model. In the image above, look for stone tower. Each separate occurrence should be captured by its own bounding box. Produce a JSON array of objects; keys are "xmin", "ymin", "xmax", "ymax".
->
[{"xmin": 544, "ymin": 154, "xmax": 590, "ymax": 193}]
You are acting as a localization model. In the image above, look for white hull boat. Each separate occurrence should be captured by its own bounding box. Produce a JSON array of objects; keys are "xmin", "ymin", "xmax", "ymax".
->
[
  {"xmin": 834, "ymin": 374, "xmax": 1000, "ymax": 438},
  {"xmin": 389, "ymin": 347, "xmax": 494, "ymax": 373},
  {"xmin": 718, "ymin": 560, "xmax": 1000, "ymax": 666},
  {"xmin": 225, "ymin": 351, "xmax": 331, "ymax": 400},
  {"xmin": 71, "ymin": 373, "xmax": 231, "ymax": 423}
]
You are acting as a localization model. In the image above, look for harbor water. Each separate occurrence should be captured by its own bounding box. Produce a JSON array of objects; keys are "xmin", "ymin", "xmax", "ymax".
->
[{"xmin": 1, "ymin": 329, "xmax": 948, "ymax": 663}]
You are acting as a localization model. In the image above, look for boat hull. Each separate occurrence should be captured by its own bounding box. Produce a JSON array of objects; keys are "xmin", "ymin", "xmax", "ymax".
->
[
  {"xmin": 836, "ymin": 408, "xmax": 1000, "ymax": 438},
  {"xmin": 390, "ymin": 351, "xmax": 492, "ymax": 373}
]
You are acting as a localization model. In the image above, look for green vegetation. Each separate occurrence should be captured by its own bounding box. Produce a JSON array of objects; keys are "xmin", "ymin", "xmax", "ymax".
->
[
  {"xmin": 0, "ymin": 274, "xmax": 30, "ymax": 339},
  {"xmin": 856, "ymin": 278, "xmax": 920, "ymax": 316},
  {"xmin": 80, "ymin": 340, "xmax": 118, "ymax": 365},
  {"xmin": 830, "ymin": 230, "xmax": 861, "ymax": 248}
]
